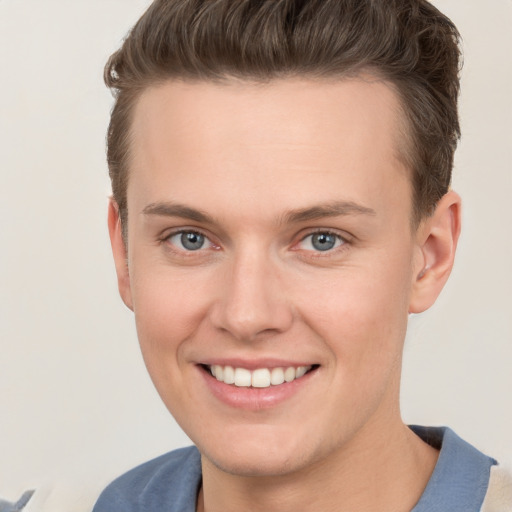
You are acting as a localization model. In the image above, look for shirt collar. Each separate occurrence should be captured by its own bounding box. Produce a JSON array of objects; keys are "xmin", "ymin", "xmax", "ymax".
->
[{"xmin": 410, "ymin": 426, "xmax": 496, "ymax": 512}]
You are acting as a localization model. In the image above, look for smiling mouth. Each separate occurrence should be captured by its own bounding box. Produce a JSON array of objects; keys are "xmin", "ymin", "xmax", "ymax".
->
[{"xmin": 203, "ymin": 364, "xmax": 318, "ymax": 388}]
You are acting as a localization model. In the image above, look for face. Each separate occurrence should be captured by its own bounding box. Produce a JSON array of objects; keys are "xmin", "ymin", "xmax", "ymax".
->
[{"xmin": 116, "ymin": 78, "xmax": 425, "ymax": 477}]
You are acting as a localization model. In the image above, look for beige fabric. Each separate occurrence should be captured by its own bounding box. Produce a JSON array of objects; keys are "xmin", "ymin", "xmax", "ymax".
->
[{"xmin": 481, "ymin": 465, "xmax": 512, "ymax": 512}]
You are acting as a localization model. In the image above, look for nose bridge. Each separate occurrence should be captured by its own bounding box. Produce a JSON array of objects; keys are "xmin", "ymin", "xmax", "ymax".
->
[{"xmin": 211, "ymin": 243, "xmax": 293, "ymax": 341}]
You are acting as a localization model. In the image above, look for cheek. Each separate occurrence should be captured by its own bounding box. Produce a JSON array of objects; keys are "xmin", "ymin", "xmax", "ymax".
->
[
  {"xmin": 295, "ymin": 254, "xmax": 413, "ymax": 370},
  {"xmin": 130, "ymin": 267, "xmax": 213, "ymax": 365},
  {"xmin": 129, "ymin": 269, "xmax": 216, "ymax": 421},
  {"xmin": 298, "ymin": 265, "xmax": 411, "ymax": 432}
]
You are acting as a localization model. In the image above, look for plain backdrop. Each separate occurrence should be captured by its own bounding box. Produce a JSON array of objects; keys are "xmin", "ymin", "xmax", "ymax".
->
[{"xmin": 1, "ymin": 1, "xmax": 511, "ymax": 510}]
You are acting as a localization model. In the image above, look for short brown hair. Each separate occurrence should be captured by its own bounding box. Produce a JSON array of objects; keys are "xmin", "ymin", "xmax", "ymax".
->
[{"xmin": 105, "ymin": 0, "xmax": 462, "ymax": 229}]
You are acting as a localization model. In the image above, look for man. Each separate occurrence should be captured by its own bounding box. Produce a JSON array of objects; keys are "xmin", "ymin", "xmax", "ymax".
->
[{"xmin": 93, "ymin": 0, "xmax": 511, "ymax": 510}]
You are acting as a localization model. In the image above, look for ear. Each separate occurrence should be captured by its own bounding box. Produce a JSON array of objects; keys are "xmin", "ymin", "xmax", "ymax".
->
[
  {"xmin": 409, "ymin": 190, "xmax": 462, "ymax": 314},
  {"xmin": 108, "ymin": 198, "xmax": 133, "ymax": 311}
]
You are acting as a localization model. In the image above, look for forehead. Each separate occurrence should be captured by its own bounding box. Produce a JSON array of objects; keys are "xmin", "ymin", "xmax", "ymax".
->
[{"xmin": 128, "ymin": 77, "xmax": 411, "ymax": 225}]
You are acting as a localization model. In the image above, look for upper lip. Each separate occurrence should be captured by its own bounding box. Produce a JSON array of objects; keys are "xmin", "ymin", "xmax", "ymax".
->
[{"xmin": 198, "ymin": 358, "xmax": 318, "ymax": 370}]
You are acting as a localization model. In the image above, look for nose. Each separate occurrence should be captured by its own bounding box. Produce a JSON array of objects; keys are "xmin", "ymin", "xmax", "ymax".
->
[{"xmin": 209, "ymin": 248, "xmax": 294, "ymax": 342}]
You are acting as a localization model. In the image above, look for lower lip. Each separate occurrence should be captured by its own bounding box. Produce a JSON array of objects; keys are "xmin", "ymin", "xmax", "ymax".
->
[{"xmin": 199, "ymin": 366, "xmax": 316, "ymax": 411}]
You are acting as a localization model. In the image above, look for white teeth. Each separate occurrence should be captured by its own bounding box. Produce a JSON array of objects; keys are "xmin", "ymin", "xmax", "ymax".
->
[
  {"xmin": 270, "ymin": 367, "xmax": 285, "ymax": 385},
  {"xmin": 296, "ymin": 366, "xmax": 308, "ymax": 378},
  {"xmin": 284, "ymin": 367, "xmax": 296, "ymax": 382},
  {"xmin": 251, "ymin": 368, "xmax": 271, "ymax": 388},
  {"xmin": 209, "ymin": 364, "xmax": 312, "ymax": 388},
  {"xmin": 223, "ymin": 365, "xmax": 235, "ymax": 384},
  {"xmin": 213, "ymin": 365, "xmax": 223, "ymax": 381},
  {"xmin": 234, "ymin": 368, "xmax": 252, "ymax": 387}
]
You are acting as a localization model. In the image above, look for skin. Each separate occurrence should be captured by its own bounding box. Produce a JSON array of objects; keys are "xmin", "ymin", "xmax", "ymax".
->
[{"xmin": 109, "ymin": 78, "xmax": 461, "ymax": 511}]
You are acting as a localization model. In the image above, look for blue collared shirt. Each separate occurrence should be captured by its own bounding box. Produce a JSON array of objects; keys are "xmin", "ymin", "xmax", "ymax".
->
[{"xmin": 93, "ymin": 426, "xmax": 497, "ymax": 512}]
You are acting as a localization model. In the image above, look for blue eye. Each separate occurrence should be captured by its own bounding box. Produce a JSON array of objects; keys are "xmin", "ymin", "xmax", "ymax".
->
[
  {"xmin": 299, "ymin": 232, "xmax": 344, "ymax": 252},
  {"xmin": 168, "ymin": 231, "xmax": 207, "ymax": 251}
]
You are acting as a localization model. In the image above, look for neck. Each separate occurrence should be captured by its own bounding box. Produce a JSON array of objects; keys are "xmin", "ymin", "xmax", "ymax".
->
[{"xmin": 198, "ymin": 418, "xmax": 438, "ymax": 512}]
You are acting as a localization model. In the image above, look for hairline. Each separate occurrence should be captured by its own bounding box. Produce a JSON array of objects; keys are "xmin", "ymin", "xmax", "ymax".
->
[{"xmin": 118, "ymin": 71, "xmax": 425, "ymax": 242}]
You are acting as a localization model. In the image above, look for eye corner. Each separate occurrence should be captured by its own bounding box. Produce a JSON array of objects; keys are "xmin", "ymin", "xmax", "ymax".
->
[
  {"xmin": 296, "ymin": 230, "xmax": 347, "ymax": 253},
  {"xmin": 161, "ymin": 228, "xmax": 217, "ymax": 253}
]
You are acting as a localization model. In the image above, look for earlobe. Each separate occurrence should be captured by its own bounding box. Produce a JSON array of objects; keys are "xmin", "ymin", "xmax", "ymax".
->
[
  {"xmin": 409, "ymin": 190, "xmax": 461, "ymax": 314},
  {"xmin": 108, "ymin": 199, "xmax": 134, "ymax": 311}
]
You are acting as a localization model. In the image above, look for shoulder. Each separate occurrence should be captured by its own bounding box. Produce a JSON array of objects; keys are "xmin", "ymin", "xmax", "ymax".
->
[{"xmin": 92, "ymin": 446, "xmax": 202, "ymax": 512}]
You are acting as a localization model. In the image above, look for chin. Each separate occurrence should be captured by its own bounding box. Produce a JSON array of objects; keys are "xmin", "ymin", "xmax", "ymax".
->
[
  {"xmin": 194, "ymin": 425, "xmax": 325, "ymax": 478},
  {"xmin": 203, "ymin": 447, "xmax": 308, "ymax": 478}
]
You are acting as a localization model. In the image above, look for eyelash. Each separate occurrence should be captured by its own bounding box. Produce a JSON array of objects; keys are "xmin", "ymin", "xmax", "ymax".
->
[
  {"xmin": 161, "ymin": 229, "xmax": 218, "ymax": 255},
  {"xmin": 160, "ymin": 228, "xmax": 351, "ymax": 257},
  {"xmin": 293, "ymin": 229, "xmax": 350, "ymax": 257}
]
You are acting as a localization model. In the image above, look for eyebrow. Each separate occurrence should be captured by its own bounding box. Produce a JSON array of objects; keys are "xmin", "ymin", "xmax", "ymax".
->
[
  {"xmin": 142, "ymin": 202, "xmax": 215, "ymax": 224},
  {"xmin": 282, "ymin": 201, "xmax": 376, "ymax": 224},
  {"xmin": 142, "ymin": 200, "xmax": 376, "ymax": 224}
]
